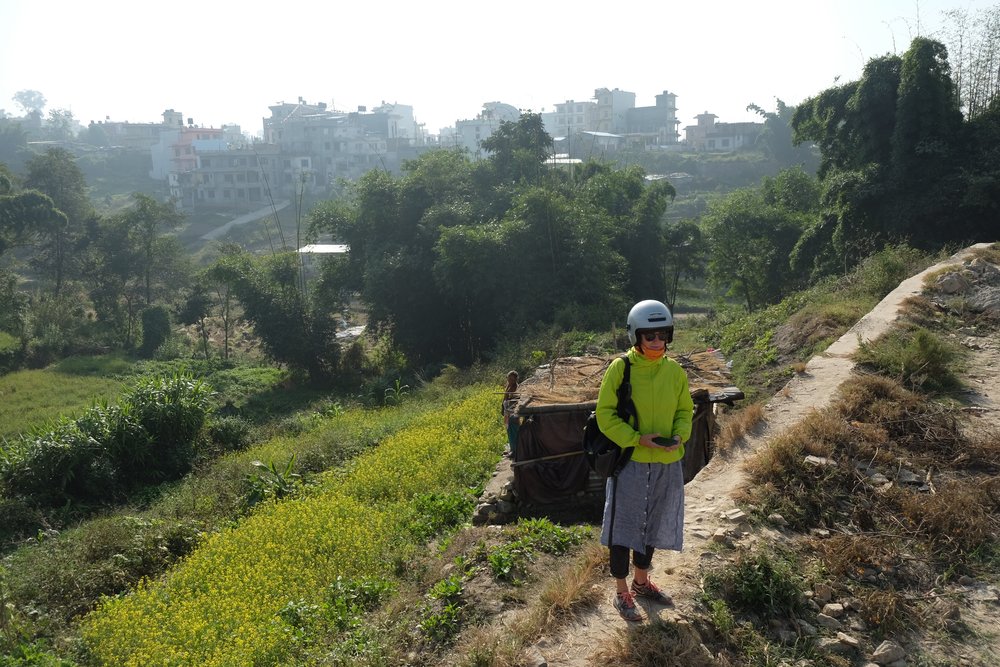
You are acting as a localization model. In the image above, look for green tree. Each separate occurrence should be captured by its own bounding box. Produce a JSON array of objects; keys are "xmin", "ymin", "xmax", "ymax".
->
[
  {"xmin": 178, "ymin": 278, "xmax": 215, "ymax": 359},
  {"xmin": 662, "ymin": 219, "xmax": 706, "ymax": 312},
  {"xmin": 889, "ymin": 37, "xmax": 964, "ymax": 245},
  {"xmin": 316, "ymin": 151, "xmax": 487, "ymax": 364},
  {"xmin": 45, "ymin": 108, "xmax": 76, "ymax": 141},
  {"xmin": 747, "ymin": 100, "xmax": 819, "ymax": 171},
  {"xmin": 139, "ymin": 305, "xmax": 171, "ymax": 358},
  {"xmin": 791, "ymin": 37, "xmax": 978, "ymax": 270},
  {"xmin": 942, "ymin": 5, "xmax": 1000, "ymax": 120},
  {"xmin": 578, "ymin": 164, "xmax": 675, "ymax": 302},
  {"xmin": 0, "ymin": 121, "xmax": 28, "ymax": 170},
  {"xmin": 703, "ymin": 189, "xmax": 805, "ymax": 311},
  {"xmin": 121, "ymin": 193, "xmax": 185, "ymax": 305},
  {"xmin": 24, "ymin": 147, "xmax": 93, "ymax": 293},
  {"xmin": 479, "ymin": 112, "xmax": 552, "ymax": 186},
  {"xmin": 0, "ymin": 189, "xmax": 65, "ymax": 257},
  {"xmin": 82, "ymin": 213, "xmax": 145, "ymax": 347},
  {"xmin": 212, "ymin": 249, "xmax": 341, "ymax": 386}
]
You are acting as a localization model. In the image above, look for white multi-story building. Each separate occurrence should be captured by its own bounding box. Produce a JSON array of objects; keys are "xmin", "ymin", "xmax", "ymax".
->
[
  {"xmin": 541, "ymin": 99, "xmax": 598, "ymax": 139},
  {"xmin": 594, "ymin": 88, "xmax": 635, "ymax": 134},
  {"xmin": 448, "ymin": 102, "xmax": 521, "ymax": 157}
]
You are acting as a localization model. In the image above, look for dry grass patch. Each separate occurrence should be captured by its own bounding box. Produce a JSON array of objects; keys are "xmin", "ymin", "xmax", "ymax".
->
[
  {"xmin": 968, "ymin": 243, "xmax": 1000, "ymax": 265},
  {"xmin": 814, "ymin": 534, "xmax": 905, "ymax": 579},
  {"xmin": 855, "ymin": 588, "xmax": 917, "ymax": 635},
  {"xmin": 447, "ymin": 539, "xmax": 606, "ymax": 667},
  {"xmin": 962, "ymin": 424, "xmax": 1000, "ymax": 471},
  {"xmin": 894, "ymin": 481, "xmax": 1000, "ymax": 562},
  {"xmin": 898, "ymin": 294, "xmax": 950, "ymax": 328},
  {"xmin": 835, "ymin": 374, "xmax": 965, "ymax": 463},
  {"xmin": 594, "ymin": 618, "xmax": 718, "ymax": 667},
  {"xmin": 506, "ymin": 539, "xmax": 605, "ymax": 637},
  {"xmin": 739, "ymin": 411, "xmax": 864, "ymax": 530},
  {"xmin": 714, "ymin": 402, "xmax": 764, "ymax": 452}
]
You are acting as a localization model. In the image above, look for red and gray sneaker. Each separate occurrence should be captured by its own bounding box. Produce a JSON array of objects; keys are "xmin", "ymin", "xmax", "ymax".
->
[
  {"xmin": 631, "ymin": 578, "xmax": 673, "ymax": 606},
  {"xmin": 613, "ymin": 590, "xmax": 643, "ymax": 622}
]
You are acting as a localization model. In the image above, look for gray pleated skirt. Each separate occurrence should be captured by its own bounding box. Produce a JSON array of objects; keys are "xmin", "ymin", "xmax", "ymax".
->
[{"xmin": 600, "ymin": 459, "xmax": 684, "ymax": 553}]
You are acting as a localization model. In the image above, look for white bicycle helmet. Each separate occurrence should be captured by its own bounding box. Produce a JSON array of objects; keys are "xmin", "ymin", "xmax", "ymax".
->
[{"xmin": 626, "ymin": 299, "xmax": 674, "ymax": 345}]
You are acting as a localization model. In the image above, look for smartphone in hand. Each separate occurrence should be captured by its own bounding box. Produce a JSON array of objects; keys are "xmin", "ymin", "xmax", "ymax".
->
[{"xmin": 652, "ymin": 436, "xmax": 679, "ymax": 448}]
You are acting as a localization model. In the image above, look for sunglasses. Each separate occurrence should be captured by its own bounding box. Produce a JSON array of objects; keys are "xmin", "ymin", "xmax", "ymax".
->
[{"xmin": 641, "ymin": 331, "xmax": 670, "ymax": 342}]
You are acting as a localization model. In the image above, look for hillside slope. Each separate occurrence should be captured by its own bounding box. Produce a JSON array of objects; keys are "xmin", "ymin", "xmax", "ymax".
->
[{"xmin": 496, "ymin": 243, "xmax": 1000, "ymax": 666}]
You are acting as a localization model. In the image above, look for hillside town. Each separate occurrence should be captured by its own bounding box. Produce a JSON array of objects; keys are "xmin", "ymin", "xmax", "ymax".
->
[{"xmin": 1, "ymin": 87, "xmax": 763, "ymax": 213}]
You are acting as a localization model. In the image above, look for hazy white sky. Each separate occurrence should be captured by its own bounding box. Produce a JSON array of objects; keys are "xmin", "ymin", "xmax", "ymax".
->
[{"xmin": 0, "ymin": 0, "xmax": 992, "ymax": 137}]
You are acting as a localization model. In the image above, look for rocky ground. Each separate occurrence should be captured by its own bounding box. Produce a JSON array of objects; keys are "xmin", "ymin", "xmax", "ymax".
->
[{"xmin": 478, "ymin": 243, "xmax": 1000, "ymax": 667}]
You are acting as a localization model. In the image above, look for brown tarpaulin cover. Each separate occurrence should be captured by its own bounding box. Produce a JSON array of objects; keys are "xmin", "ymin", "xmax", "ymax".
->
[{"xmin": 510, "ymin": 351, "xmax": 736, "ymax": 503}]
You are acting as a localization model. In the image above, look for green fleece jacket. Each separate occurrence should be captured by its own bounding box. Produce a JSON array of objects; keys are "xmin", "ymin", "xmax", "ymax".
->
[{"xmin": 595, "ymin": 348, "xmax": 694, "ymax": 465}]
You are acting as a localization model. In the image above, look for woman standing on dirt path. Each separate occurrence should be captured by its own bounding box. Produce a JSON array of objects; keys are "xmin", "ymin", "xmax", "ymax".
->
[{"xmin": 596, "ymin": 299, "xmax": 693, "ymax": 622}]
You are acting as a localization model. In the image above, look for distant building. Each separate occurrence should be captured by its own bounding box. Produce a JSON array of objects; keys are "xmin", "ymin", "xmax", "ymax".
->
[
  {"xmin": 149, "ymin": 112, "xmax": 226, "ymax": 202},
  {"xmin": 541, "ymin": 99, "xmax": 598, "ymax": 140},
  {"xmin": 262, "ymin": 98, "xmax": 403, "ymax": 185},
  {"xmin": 543, "ymin": 88, "xmax": 680, "ymax": 153},
  {"xmin": 594, "ymin": 88, "xmax": 635, "ymax": 134},
  {"xmin": 625, "ymin": 90, "xmax": 680, "ymax": 145},
  {"xmin": 192, "ymin": 144, "xmax": 298, "ymax": 213},
  {"xmin": 683, "ymin": 112, "xmax": 763, "ymax": 151},
  {"xmin": 448, "ymin": 102, "xmax": 521, "ymax": 156}
]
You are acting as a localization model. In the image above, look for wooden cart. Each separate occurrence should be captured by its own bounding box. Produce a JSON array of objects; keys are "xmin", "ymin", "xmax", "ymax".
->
[{"xmin": 508, "ymin": 351, "xmax": 743, "ymax": 504}]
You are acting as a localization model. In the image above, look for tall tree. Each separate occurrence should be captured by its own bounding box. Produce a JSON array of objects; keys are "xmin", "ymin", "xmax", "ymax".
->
[
  {"xmin": 662, "ymin": 219, "xmax": 706, "ymax": 312},
  {"xmin": 120, "ymin": 193, "xmax": 185, "ymax": 305},
  {"xmin": 212, "ymin": 249, "xmax": 341, "ymax": 385},
  {"xmin": 942, "ymin": 5, "xmax": 1000, "ymax": 119},
  {"xmin": 703, "ymin": 189, "xmax": 805, "ymax": 311},
  {"xmin": 11, "ymin": 90, "xmax": 45, "ymax": 116},
  {"xmin": 747, "ymin": 100, "xmax": 819, "ymax": 171},
  {"xmin": 45, "ymin": 109, "xmax": 76, "ymax": 141},
  {"xmin": 479, "ymin": 112, "xmax": 552, "ymax": 186},
  {"xmin": 23, "ymin": 148, "xmax": 92, "ymax": 293},
  {"xmin": 0, "ymin": 122, "xmax": 28, "ymax": 170},
  {"xmin": 889, "ymin": 37, "xmax": 964, "ymax": 244}
]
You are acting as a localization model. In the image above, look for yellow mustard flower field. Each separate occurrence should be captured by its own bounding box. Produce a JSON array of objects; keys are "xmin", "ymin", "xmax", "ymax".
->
[{"xmin": 81, "ymin": 386, "xmax": 500, "ymax": 665}]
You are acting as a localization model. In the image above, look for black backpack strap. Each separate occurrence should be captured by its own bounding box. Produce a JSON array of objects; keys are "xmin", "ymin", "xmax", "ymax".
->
[
  {"xmin": 615, "ymin": 355, "xmax": 637, "ymax": 429},
  {"xmin": 611, "ymin": 355, "xmax": 637, "ymax": 477}
]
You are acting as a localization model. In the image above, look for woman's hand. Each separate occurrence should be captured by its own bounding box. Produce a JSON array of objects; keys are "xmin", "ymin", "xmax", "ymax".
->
[{"xmin": 639, "ymin": 433, "xmax": 681, "ymax": 451}]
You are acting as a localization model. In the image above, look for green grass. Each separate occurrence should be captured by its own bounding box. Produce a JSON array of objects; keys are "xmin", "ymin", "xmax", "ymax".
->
[
  {"xmin": 0, "ymin": 354, "xmax": 310, "ymax": 442},
  {"xmin": 0, "ymin": 331, "xmax": 17, "ymax": 351},
  {"xmin": 0, "ymin": 366, "xmax": 125, "ymax": 441}
]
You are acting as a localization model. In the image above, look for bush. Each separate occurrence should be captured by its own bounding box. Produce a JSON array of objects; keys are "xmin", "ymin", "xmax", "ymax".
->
[
  {"xmin": 0, "ymin": 373, "xmax": 214, "ymax": 506},
  {"xmin": 850, "ymin": 244, "xmax": 932, "ymax": 299},
  {"xmin": 139, "ymin": 306, "xmax": 172, "ymax": 358},
  {"xmin": 124, "ymin": 373, "xmax": 213, "ymax": 481},
  {"xmin": 1, "ymin": 419, "xmax": 119, "ymax": 504},
  {"xmin": 206, "ymin": 416, "xmax": 255, "ymax": 452},
  {"xmin": 855, "ymin": 327, "xmax": 963, "ymax": 393},
  {"xmin": 702, "ymin": 546, "xmax": 803, "ymax": 617}
]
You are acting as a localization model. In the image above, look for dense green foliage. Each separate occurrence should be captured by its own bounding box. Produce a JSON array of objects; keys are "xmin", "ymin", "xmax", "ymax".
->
[
  {"xmin": 791, "ymin": 37, "xmax": 998, "ymax": 277},
  {"xmin": 310, "ymin": 114, "xmax": 681, "ymax": 366},
  {"xmin": 0, "ymin": 372, "xmax": 212, "ymax": 505},
  {"xmin": 210, "ymin": 248, "xmax": 342, "ymax": 385}
]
